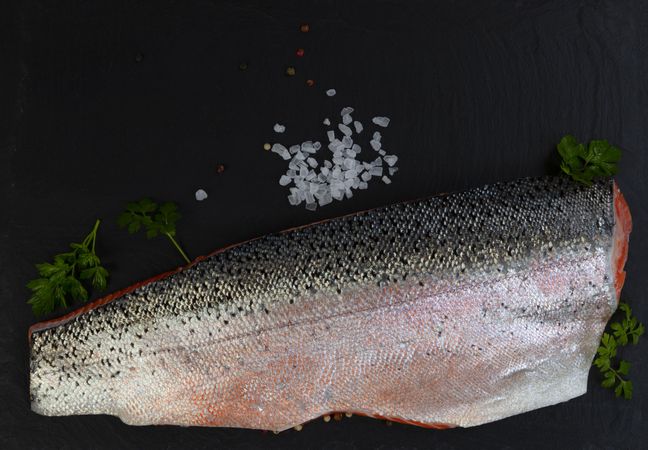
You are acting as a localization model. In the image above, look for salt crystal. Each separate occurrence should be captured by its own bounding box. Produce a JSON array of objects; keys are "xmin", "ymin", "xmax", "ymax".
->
[
  {"xmin": 378, "ymin": 150, "xmax": 386, "ymax": 156},
  {"xmin": 319, "ymin": 193, "xmax": 333, "ymax": 206},
  {"xmin": 340, "ymin": 107, "xmax": 354, "ymax": 116},
  {"xmin": 195, "ymin": 189, "xmax": 208, "ymax": 201},
  {"xmin": 333, "ymin": 156, "xmax": 344, "ymax": 165},
  {"xmin": 305, "ymin": 171, "xmax": 316, "ymax": 181},
  {"xmin": 363, "ymin": 162, "xmax": 373, "ymax": 170},
  {"xmin": 358, "ymin": 181, "xmax": 368, "ymax": 190},
  {"xmin": 309, "ymin": 182, "xmax": 319, "ymax": 194},
  {"xmin": 323, "ymin": 118, "xmax": 331, "ymax": 126},
  {"xmin": 288, "ymin": 195, "xmax": 299, "ymax": 206},
  {"xmin": 326, "ymin": 89, "xmax": 336, "ymax": 97},
  {"xmin": 313, "ymin": 141, "xmax": 322, "ymax": 150},
  {"xmin": 373, "ymin": 131, "xmax": 381, "ymax": 141},
  {"xmin": 345, "ymin": 188, "xmax": 353, "ymax": 199},
  {"xmin": 327, "ymin": 130, "xmax": 335, "ymax": 142},
  {"xmin": 389, "ymin": 167, "xmax": 399, "ymax": 176},
  {"xmin": 299, "ymin": 166, "xmax": 309, "ymax": 177},
  {"xmin": 307, "ymin": 157, "xmax": 318, "ymax": 168},
  {"xmin": 321, "ymin": 167, "xmax": 330, "ymax": 176},
  {"xmin": 382, "ymin": 176, "xmax": 391, "ymax": 184},
  {"xmin": 271, "ymin": 143, "xmax": 291, "ymax": 160},
  {"xmin": 306, "ymin": 202, "xmax": 317, "ymax": 211},
  {"xmin": 344, "ymin": 169, "xmax": 356, "ymax": 179},
  {"xmin": 383, "ymin": 155, "xmax": 398, "ymax": 166},
  {"xmin": 372, "ymin": 157, "xmax": 383, "ymax": 166},
  {"xmin": 352, "ymin": 143, "xmax": 361, "ymax": 153},
  {"xmin": 361, "ymin": 171, "xmax": 372, "ymax": 182},
  {"xmin": 279, "ymin": 175, "xmax": 292, "ymax": 186},
  {"xmin": 332, "ymin": 166, "xmax": 342, "ymax": 178},
  {"xmin": 346, "ymin": 149, "xmax": 356, "ymax": 157},
  {"xmin": 353, "ymin": 121, "xmax": 363, "ymax": 134},
  {"xmin": 290, "ymin": 145, "xmax": 301, "ymax": 154},
  {"xmin": 294, "ymin": 151, "xmax": 306, "ymax": 160},
  {"xmin": 324, "ymin": 160, "xmax": 333, "ymax": 168},
  {"xmin": 273, "ymin": 123, "xmax": 286, "ymax": 133},
  {"xmin": 342, "ymin": 114, "xmax": 352, "ymax": 125},
  {"xmin": 352, "ymin": 178, "xmax": 360, "ymax": 189},
  {"xmin": 370, "ymin": 167, "xmax": 383, "ymax": 176},
  {"xmin": 332, "ymin": 189, "xmax": 344, "ymax": 201},
  {"xmin": 342, "ymin": 136, "xmax": 353, "ymax": 148},
  {"xmin": 372, "ymin": 116, "xmax": 390, "ymax": 127},
  {"xmin": 301, "ymin": 141, "xmax": 316, "ymax": 153},
  {"xmin": 370, "ymin": 139, "xmax": 381, "ymax": 151},
  {"xmin": 338, "ymin": 124, "xmax": 352, "ymax": 136},
  {"xmin": 343, "ymin": 158, "xmax": 356, "ymax": 170},
  {"xmin": 286, "ymin": 169, "xmax": 297, "ymax": 177},
  {"xmin": 305, "ymin": 191, "xmax": 315, "ymax": 203}
]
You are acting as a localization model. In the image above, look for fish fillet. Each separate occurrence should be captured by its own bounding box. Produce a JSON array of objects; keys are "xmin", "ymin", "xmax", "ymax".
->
[{"xmin": 29, "ymin": 177, "xmax": 632, "ymax": 431}]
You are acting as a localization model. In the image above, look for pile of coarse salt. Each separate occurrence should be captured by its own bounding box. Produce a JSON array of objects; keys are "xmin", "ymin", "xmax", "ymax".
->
[{"xmin": 270, "ymin": 99, "xmax": 398, "ymax": 211}]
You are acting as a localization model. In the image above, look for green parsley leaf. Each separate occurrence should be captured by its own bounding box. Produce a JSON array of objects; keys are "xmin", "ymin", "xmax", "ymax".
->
[
  {"xmin": 557, "ymin": 135, "xmax": 621, "ymax": 185},
  {"xmin": 26, "ymin": 219, "xmax": 109, "ymax": 316},
  {"xmin": 118, "ymin": 198, "xmax": 190, "ymax": 264},
  {"xmin": 593, "ymin": 301, "xmax": 643, "ymax": 400}
]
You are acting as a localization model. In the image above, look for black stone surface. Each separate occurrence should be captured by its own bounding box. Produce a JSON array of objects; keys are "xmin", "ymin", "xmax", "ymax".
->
[{"xmin": 2, "ymin": 1, "xmax": 647, "ymax": 448}]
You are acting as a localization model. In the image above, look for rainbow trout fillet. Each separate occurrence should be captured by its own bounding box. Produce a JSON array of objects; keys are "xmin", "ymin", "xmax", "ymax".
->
[{"xmin": 29, "ymin": 177, "xmax": 632, "ymax": 431}]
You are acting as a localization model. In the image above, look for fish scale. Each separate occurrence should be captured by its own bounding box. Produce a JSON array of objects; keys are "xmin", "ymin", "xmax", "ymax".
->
[{"xmin": 29, "ymin": 176, "xmax": 631, "ymax": 431}]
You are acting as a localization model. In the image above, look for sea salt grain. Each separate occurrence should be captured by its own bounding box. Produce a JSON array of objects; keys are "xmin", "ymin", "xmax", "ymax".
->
[
  {"xmin": 279, "ymin": 175, "xmax": 291, "ymax": 186},
  {"xmin": 353, "ymin": 121, "xmax": 363, "ymax": 134},
  {"xmin": 342, "ymin": 114, "xmax": 352, "ymax": 125},
  {"xmin": 389, "ymin": 167, "xmax": 398, "ymax": 176},
  {"xmin": 338, "ymin": 124, "xmax": 352, "ymax": 136},
  {"xmin": 273, "ymin": 123, "xmax": 286, "ymax": 133},
  {"xmin": 271, "ymin": 143, "xmax": 291, "ymax": 160},
  {"xmin": 323, "ymin": 118, "xmax": 331, "ymax": 126},
  {"xmin": 373, "ymin": 131, "xmax": 381, "ymax": 141},
  {"xmin": 372, "ymin": 116, "xmax": 390, "ymax": 127},
  {"xmin": 382, "ymin": 176, "xmax": 392, "ymax": 184},
  {"xmin": 327, "ymin": 130, "xmax": 335, "ymax": 142},
  {"xmin": 326, "ymin": 89, "xmax": 337, "ymax": 97},
  {"xmin": 383, "ymin": 155, "xmax": 398, "ymax": 166},
  {"xmin": 195, "ymin": 189, "xmax": 208, "ymax": 201},
  {"xmin": 370, "ymin": 139, "xmax": 381, "ymax": 151},
  {"xmin": 340, "ymin": 107, "xmax": 354, "ymax": 116},
  {"xmin": 307, "ymin": 157, "xmax": 318, "ymax": 168}
]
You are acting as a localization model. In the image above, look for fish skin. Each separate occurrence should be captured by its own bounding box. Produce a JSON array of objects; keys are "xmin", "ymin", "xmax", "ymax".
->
[{"xmin": 29, "ymin": 176, "xmax": 630, "ymax": 431}]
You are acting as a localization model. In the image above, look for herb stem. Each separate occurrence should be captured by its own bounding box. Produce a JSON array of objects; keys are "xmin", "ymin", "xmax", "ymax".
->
[{"xmin": 165, "ymin": 233, "xmax": 191, "ymax": 264}]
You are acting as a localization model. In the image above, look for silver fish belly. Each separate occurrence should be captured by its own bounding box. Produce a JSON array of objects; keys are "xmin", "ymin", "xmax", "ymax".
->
[{"xmin": 29, "ymin": 177, "xmax": 631, "ymax": 431}]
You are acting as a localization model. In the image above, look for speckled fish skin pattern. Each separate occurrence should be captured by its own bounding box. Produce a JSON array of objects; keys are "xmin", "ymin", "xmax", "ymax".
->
[{"xmin": 30, "ymin": 177, "xmax": 619, "ymax": 431}]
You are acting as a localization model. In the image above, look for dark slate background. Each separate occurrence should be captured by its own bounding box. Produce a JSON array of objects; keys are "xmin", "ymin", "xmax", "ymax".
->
[{"xmin": 2, "ymin": 0, "xmax": 647, "ymax": 448}]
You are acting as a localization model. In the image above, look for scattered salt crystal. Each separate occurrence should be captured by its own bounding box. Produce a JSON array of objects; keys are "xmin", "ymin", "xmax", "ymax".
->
[
  {"xmin": 286, "ymin": 169, "xmax": 297, "ymax": 177},
  {"xmin": 327, "ymin": 130, "xmax": 335, "ymax": 142},
  {"xmin": 273, "ymin": 123, "xmax": 286, "ymax": 133},
  {"xmin": 294, "ymin": 151, "xmax": 306, "ymax": 160},
  {"xmin": 352, "ymin": 178, "xmax": 360, "ymax": 189},
  {"xmin": 313, "ymin": 141, "xmax": 322, "ymax": 150},
  {"xmin": 288, "ymin": 195, "xmax": 299, "ymax": 206},
  {"xmin": 346, "ymin": 149, "xmax": 356, "ymax": 157},
  {"xmin": 309, "ymin": 182, "xmax": 319, "ymax": 194},
  {"xmin": 324, "ymin": 160, "xmax": 333, "ymax": 168},
  {"xmin": 340, "ymin": 107, "xmax": 354, "ymax": 116},
  {"xmin": 305, "ymin": 192, "xmax": 315, "ymax": 204},
  {"xmin": 363, "ymin": 162, "xmax": 373, "ymax": 170},
  {"xmin": 332, "ymin": 166, "xmax": 341, "ymax": 178},
  {"xmin": 370, "ymin": 139, "xmax": 381, "ymax": 151},
  {"xmin": 389, "ymin": 167, "xmax": 399, "ymax": 176},
  {"xmin": 306, "ymin": 202, "xmax": 317, "ymax": 211},
  {"xmin": 319, "ymin": 193, "xmax": 333, "ymax": 206},
  {"xmin": 338, "ymin": 124, "xmax": 352, "ymax": 136},
  {"xmin": 359, "ymin": 181, "xmax": 368, "ymax": 190},
  {"xmin": 383, "ymin": 155, "xmax": 398, "ymax": 166},
  {"xmin": 299, "ymin": 166, "xmax": 309, "ymax": 177},
  {"xmin": 370, "ymin": 166, "xmax": 383, "ymax": 176},
  {"xmin": 342, "ymin": 114, "xmax": 352, "ymax": 125},
  {"xmin": 323, "ymin": 118, "xmax": 331, "ymax": 126},
  {"xmin": 279, "ymin": 175, "xmax": 291, "ymax": 186},
  {"xmin": 321, "ymin": 167, "xmax": 330, "ymax": 176},
  {"xmin": 305, "ymin": 171, "xmax": 316, "ymax": 181},
  {"xmin": 301, "ymin": 141, "xmax": 316, "ymax": 153},
  {"xmin": 342, "ymin": 136, "xmax": 353, "ymax": 148},
  {"xmin": 352, "ymin": 143, "xmax": 361, "ymax": 153},
  {"xmin": 195, "ymin": 189, "xmax": 208, "ymax": 201},
  {"xmin": 307, "ymin": 157, "xmax": 318, "ymax": 168},
  {"xmin": 345, "ymin": 188, "xmax": 353, "ymax": 199},
  {"xmin": 372, "ymin": 116, "xmax": 390, "ymax": 127},
  {"xmin": 361, "ymin": 171, "xmax": 372, "ymax": 182},
  {"xmin": 289, "ymin": 145, "xmax": 301, "ymax": 154},
  {"xmin": 373, "ymin": 131, "xmax": 381, "ymax": 141},
  {"xmin": 353, "ymin": 121, "xmax": 363, "ymax": 134},
  {"xmin": 271, "ymin": 143, "xmax": 291, "ymax": 160},
  {"xmin": 378, "ymin": 150, "xmax": 386, "ymax": 156},
  {"xmin": 326, "ymin": 89, "xmax": 336, "ymax": 97},
  {"xmin": 382, "ymin": 176, "xmax": 391, "ymax": 184},
  {"xmin": 372, "ymin": 157, "xmax": 383, "ymax": 166},
  {"xmin": 343, "ymin": 158, "xmax": 356, "ymax": 170}
]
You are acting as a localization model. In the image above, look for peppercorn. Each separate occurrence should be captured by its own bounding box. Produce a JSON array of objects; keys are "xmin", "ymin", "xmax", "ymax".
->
[
  {"xmin": 300, "ymin": 24, "xmax": 309, "ymax": 32},
  {"xmin": 295, "ymin": 48, "xmax": 304, "ymax": 57},
  {"xmin": 285, "ymin": 66, "xmax": 296, "ymax": 76},
  {"xmin": 306, "ymin": 79, "xmax": 315, "ymax": 87}
]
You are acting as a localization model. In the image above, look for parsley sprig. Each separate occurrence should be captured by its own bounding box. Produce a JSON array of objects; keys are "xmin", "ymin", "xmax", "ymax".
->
[
  {"xmin": 27, "ymin": 219, "xmax": 109, "ymax": 316},
  {"xmin": 117, "ymin": 198, "xmax": 191, "ymax": 264},
  {"xmin": 557, "ymin": 135, "xmax": 621, "ymax": 185},
  {"xmin": 594, "ymin": 302, "xmax": 644, "ymax": 399}
]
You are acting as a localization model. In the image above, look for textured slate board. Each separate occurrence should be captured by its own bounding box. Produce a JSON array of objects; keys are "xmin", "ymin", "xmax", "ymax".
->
[{"xmin": 2, "ymin": 0, "xmax": 647, "ymax": 448}]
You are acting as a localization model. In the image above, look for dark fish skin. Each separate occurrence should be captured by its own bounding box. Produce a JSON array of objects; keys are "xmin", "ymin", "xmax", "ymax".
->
[{"xmin": 29, "ymin": 177, "xmax": 628, "ymax": 430}]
